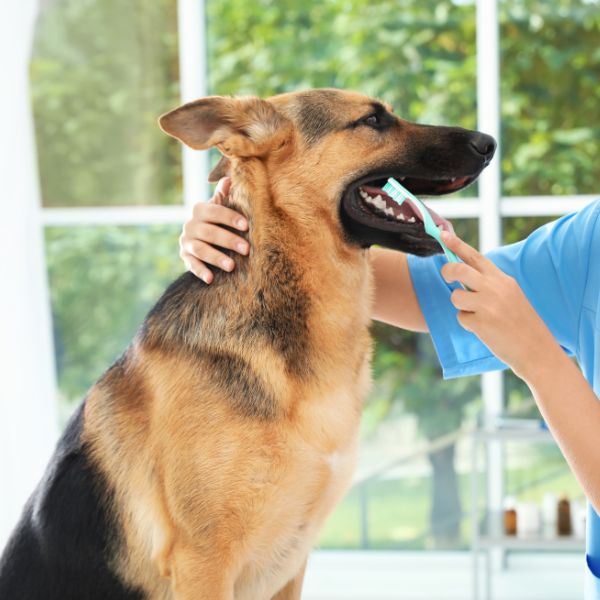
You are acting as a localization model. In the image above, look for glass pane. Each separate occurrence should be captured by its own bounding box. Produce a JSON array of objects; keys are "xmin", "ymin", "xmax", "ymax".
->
[
  {"xmin": 504, "ymin": 441, "xmax": 584, "ymax": 529},
  {"xmin": 31, "ymin": 0, "xmax": 181, "ymax": 207},
  {"xmin": 502, "ymin": 214, "xmax": 561, "ymax": 245},
  {"xmin": 45, "ymin": 226, "xmax": 182, "ymax": 420},
  {"xmin": 500, "ymin": 1, "xmax": 600, "ymax": 196},
  {"xmin": 319, "ymin": 220, "xmax": 481, "ymax": 550},
  {"xmin": 207, "ymin": 0, "xmax": 479, "ymax": 199}
]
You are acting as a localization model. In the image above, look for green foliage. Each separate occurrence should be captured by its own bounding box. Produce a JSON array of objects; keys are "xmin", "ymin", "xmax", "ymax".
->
[
  {"xmin": 370, "ymin": 323, "xmax": 480, "ymax": 440},
  {"xmin": 30, "ymin": 0, "xmax": 181, "ymax": 206},
  {"xmin": 208, "ymin": 0, "xmax": 478, "ymax": 127},
  {"xmin": 500, "ymin": 1, "xmax": 600, "ymax": 196},
  {"xmin": 45, "ymin": 226, "xmax": 182, "ymax": 416}
]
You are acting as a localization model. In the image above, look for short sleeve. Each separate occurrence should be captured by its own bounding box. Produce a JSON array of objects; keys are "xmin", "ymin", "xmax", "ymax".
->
[{"xmin": 407, "ymin": 200, "xmax": 600, "ymax": 379}]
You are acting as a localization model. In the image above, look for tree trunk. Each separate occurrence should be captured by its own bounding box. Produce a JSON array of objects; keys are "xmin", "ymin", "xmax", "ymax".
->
[{"xmin": 428, "ymin": 443, "xmax": 462, "ymax": 548}]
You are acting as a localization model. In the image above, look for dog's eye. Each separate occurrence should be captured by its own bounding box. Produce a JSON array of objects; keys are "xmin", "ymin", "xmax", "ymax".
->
[{"xmin": 362, "ymin": 114, "xmax": 380, "ymax": 127}]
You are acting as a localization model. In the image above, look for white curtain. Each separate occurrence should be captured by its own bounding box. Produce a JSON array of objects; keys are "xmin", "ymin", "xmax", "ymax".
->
[{"xmin": 0, "ymin": 1, "xmax": 58, "ymax": 549}]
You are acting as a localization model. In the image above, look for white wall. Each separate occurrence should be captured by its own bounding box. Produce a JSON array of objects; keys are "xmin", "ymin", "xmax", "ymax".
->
[{"xmin": 0, "ymin": 1, "xmax": 59, "ymax": 550}]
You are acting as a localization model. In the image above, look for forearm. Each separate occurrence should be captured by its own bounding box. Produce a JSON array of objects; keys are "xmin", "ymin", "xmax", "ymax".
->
[
  {"xmin": 369, "ymin": 247, "xmax": 427, "ymax": 332},
  {"xmin": 523, "ymin": 346, "xmax": 600, "ymax": 514}
]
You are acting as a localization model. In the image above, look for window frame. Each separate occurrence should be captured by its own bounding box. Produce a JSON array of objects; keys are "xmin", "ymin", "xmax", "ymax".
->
[{"xmin": 33, "ymin": 0, "xmax": 596, "ymax": 560}]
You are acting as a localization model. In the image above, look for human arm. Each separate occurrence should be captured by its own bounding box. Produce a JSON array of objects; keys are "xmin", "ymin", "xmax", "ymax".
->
[
  {"xmin": 440, "ymin": 230, "xmax": 600, "ymax": 514},
  {"xmin": 369, "ymin": 248, "xmax": 427, "ymax": 332}
]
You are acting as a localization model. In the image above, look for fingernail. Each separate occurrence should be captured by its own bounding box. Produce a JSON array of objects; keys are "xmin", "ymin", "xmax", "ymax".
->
[
  {"xmin": 237, "ymin": 242, "xmax": 248, "ymax": 254},
  {"xmin": 236, "ymin": 218, "xmax": 247, "ymax": 230},
  {"xmin": 222, "ymin": 259, "xmax": 234, "ymax": 271},
  {"xmin": 201, "ymin": 273, "xmax": 212, "ymax": 284}
]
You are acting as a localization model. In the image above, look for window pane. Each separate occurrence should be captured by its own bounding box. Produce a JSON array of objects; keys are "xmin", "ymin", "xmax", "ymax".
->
[
  {"xmin": 45, "ymin": 226, "xmax": 182, "ymax": 420},
  {"xmin": 207, "ymin": 0, "xmax": 478, "ymax": 197},
  {"xmin": 320, "ymin": 328, "xmax": 481, "ymax": 550},
  {"xmin": 500, "ymin": 1, "xmax": 600, "ymax": 196},
  {"xmin": 31, "ymin": 0, "xmax": 181, "ymax": 207},
  {"xmin": 502, "ymin": 214, "xmax": 560, "ymax": 245},
  {"xmin": 504, "ymin": 440, "xmax": 583, "ymax": 526},
  {"xmin": 320, "ymin": 220, "xmax": 480, "ymax": 550}
]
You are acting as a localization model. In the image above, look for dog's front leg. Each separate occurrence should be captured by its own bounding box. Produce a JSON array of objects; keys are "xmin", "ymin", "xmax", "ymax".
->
[
  {"xmin": 271, "ymin": 560, "xmax": 307, "ymax": 600},
  {"xmin": 169, "ymin": 542, "xmax": 235, "ymax": 600}
]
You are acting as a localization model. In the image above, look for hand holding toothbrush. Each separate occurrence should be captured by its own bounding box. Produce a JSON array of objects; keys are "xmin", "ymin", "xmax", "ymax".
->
[{"xmin": 439, "ymin": 231, "xmax": 561, "ymax": 382}]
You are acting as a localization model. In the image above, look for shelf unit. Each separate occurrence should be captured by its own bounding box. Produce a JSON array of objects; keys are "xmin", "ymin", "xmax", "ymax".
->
[{"xmin": 470, "ymin": 427, "xmax": 585, "ymax": 599}]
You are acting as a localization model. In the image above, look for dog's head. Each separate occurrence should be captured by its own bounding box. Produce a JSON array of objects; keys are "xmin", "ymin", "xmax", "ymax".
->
[{"xmin": 159, "ymin": 88, "xmax": 495, "ymax": 256}]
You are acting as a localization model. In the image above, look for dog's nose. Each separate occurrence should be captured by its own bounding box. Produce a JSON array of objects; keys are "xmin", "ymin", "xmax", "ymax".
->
[{"xmin": 470, "ymin": 133, "xmax": 497, "ymax": 161}]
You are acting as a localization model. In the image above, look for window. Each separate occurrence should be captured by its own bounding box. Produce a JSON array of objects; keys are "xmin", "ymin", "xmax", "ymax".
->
[{"xmin": 30, "ymin": 0, "xmax": 598, "ymax": 573}]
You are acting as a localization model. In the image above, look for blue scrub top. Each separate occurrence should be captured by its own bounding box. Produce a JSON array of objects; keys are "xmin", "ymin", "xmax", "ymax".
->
[{"xmin": 407, "ymin": 200, "xmax": 600, "ymax": 597}]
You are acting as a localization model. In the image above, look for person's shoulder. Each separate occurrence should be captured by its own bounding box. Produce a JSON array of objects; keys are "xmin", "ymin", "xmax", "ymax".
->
[{"xmin": 546, "ymin": 199, "xmax": 600, "ymax": 249}]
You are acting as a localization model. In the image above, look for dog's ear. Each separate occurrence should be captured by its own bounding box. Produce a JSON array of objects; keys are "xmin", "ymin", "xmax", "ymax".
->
[
  {"xmin": 208, "ymin": 156, "xmax": 230, "ymax": 183},
  {"xmin": 159, "ymin": 96, "xmax": 292, "ymax": 160}
]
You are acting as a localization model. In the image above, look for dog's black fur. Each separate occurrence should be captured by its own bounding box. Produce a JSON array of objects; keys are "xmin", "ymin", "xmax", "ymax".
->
[{"xmin": 0, "ymin": 404, "xmax": 143, "ymax": 600}]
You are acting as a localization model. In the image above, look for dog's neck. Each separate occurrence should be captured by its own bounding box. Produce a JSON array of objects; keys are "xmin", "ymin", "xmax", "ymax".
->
[{"xmin": 221, "ymin": 166, "xmax": 373, "ymax": 380}]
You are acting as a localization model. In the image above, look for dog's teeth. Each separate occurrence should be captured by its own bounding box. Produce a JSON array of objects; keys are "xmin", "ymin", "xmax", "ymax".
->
[
  {"xmin": 408, "ymin": 217, "xmax": 416, "ymax": 223},
  {"xmin": 398, "ymin": 214, "xmax": 406, "ymax": 221},
  {"xmin": 360, "ymin": 190, "xmax": 368, "ymax": 199},
  {"xmin": 374, "ymin": 196, "xmax": 386, "ymax": 210},
  {"xmin": 385, "ymin": 207, "xmax": 394, "ymax": 216},
  {"xmin": 400, "ymin": 177, "xmax": 406, "ymax": 181},
  {"xmin": 451, "ymin": 177, "xmax": 457, "ymax": 182},
  {"xmin": 366, "ymin": 195, "xmax": 376, "ymax": 204}
]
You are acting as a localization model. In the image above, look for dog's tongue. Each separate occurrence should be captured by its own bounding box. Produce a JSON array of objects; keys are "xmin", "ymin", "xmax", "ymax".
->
[
  {"xmin": 361, "ymin": 185, "xmax": 455, "ymax": 233},
  {"xmin": 402, "ymin": 197, "xmax": 455, "ymax": 234}
]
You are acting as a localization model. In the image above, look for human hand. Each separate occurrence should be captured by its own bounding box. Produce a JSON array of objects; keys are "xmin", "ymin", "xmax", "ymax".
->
[
  {"xmin": 439, "ymin": 231, "xmax": 561, "ymax": 381},
  {"xmin": 179, "ymin": 177, "xmax": 249, "ymax": 283}
]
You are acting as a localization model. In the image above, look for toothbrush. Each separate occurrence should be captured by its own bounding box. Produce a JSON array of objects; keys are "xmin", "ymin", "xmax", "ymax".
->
[{"xmin": 382, "ymin": 177, "xmax": 460, "ymax": 263}]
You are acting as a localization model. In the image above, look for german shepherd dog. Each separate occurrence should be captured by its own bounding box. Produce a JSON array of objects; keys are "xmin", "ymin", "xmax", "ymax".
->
[{"xmin": 0, "ymin": 89, "xmax": 495, "ymax": 600}]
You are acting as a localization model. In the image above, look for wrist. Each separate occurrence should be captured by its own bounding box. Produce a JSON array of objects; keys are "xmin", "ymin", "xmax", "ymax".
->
[{"xmin": 515, "ymin": 337, "xmax": 570, "ymax": 387}]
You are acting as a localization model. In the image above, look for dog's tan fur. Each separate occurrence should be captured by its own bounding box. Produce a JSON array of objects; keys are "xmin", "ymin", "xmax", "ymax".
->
[
  {"xmin": 82, "ymin": 90, "xmax": 392, "ymax": 600},
  {"xmin": 74, "ymin": 86, "xmax": 491, "ymax": 600}
]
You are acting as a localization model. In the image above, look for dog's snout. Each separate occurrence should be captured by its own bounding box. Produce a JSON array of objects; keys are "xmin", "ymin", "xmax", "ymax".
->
[{"xmin": 470, "ymin": 133, "xmax": 497, "ymax": 161}]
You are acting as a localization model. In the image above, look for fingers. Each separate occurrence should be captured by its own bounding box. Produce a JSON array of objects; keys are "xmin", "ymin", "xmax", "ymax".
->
[
  {"xmin": 450, "ymin": 288, "xmax": 478, "ymax": 312},
  {"xmin": 192, "ymin": 201, "xmax": 248, "ymax": 232},
  {"xmin": 215, "ymin": 176, "xmax": 232, "ymax": 198},
  {"xmin": 441, "ymin": 262, "xmax": 483, "ymax": 291},
  {"xmin": 180, "ymin": 176, "xmax": 250, "ymax": 284},
  {"xmin": 180, "ymin": 233, "xmax": 239, "ymax": 270},
  {"xmin": 456, "ymin": 310, "xmax": 476, "ymax": 332},
  {"xmin": 181, "ymin": 252, "xmax": 215, "ymax": 284},
  {"xmin": 182, "ymin": 222, "xmax": 249, "ymax": 256},
  {"xmin": 440, "ymin": 231, "xmax": 488, "ymax": 271}
]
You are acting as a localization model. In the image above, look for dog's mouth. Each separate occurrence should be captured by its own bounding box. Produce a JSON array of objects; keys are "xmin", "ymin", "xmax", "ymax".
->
[{"xmin": 340, "ymin": 172, "xmax": 476, "ymax": 256}]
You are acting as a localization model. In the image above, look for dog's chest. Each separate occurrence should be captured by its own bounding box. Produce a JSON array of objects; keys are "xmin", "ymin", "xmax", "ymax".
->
[
  {"xmin": 236, "ymin": 431, "xmax": 359, "ymax": 600},
  {"xmin": 240, "ymin": 374, "xmax": 367, "ymax": 593}
]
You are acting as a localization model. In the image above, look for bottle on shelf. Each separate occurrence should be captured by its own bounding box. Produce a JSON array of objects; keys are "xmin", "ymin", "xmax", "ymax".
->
[
  {"xmin": 503, "ymin": 496, "xmax": 517, "ymax": 536},
  {"xmin": 557, "ymin": 495, "xmax": 572, "ymax": 536}
]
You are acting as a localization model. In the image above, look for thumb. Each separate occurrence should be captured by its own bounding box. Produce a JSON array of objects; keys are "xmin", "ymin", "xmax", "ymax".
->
[{"xmin": 215, "ymin": 176, "xmax": 232, "ymax": 197}]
